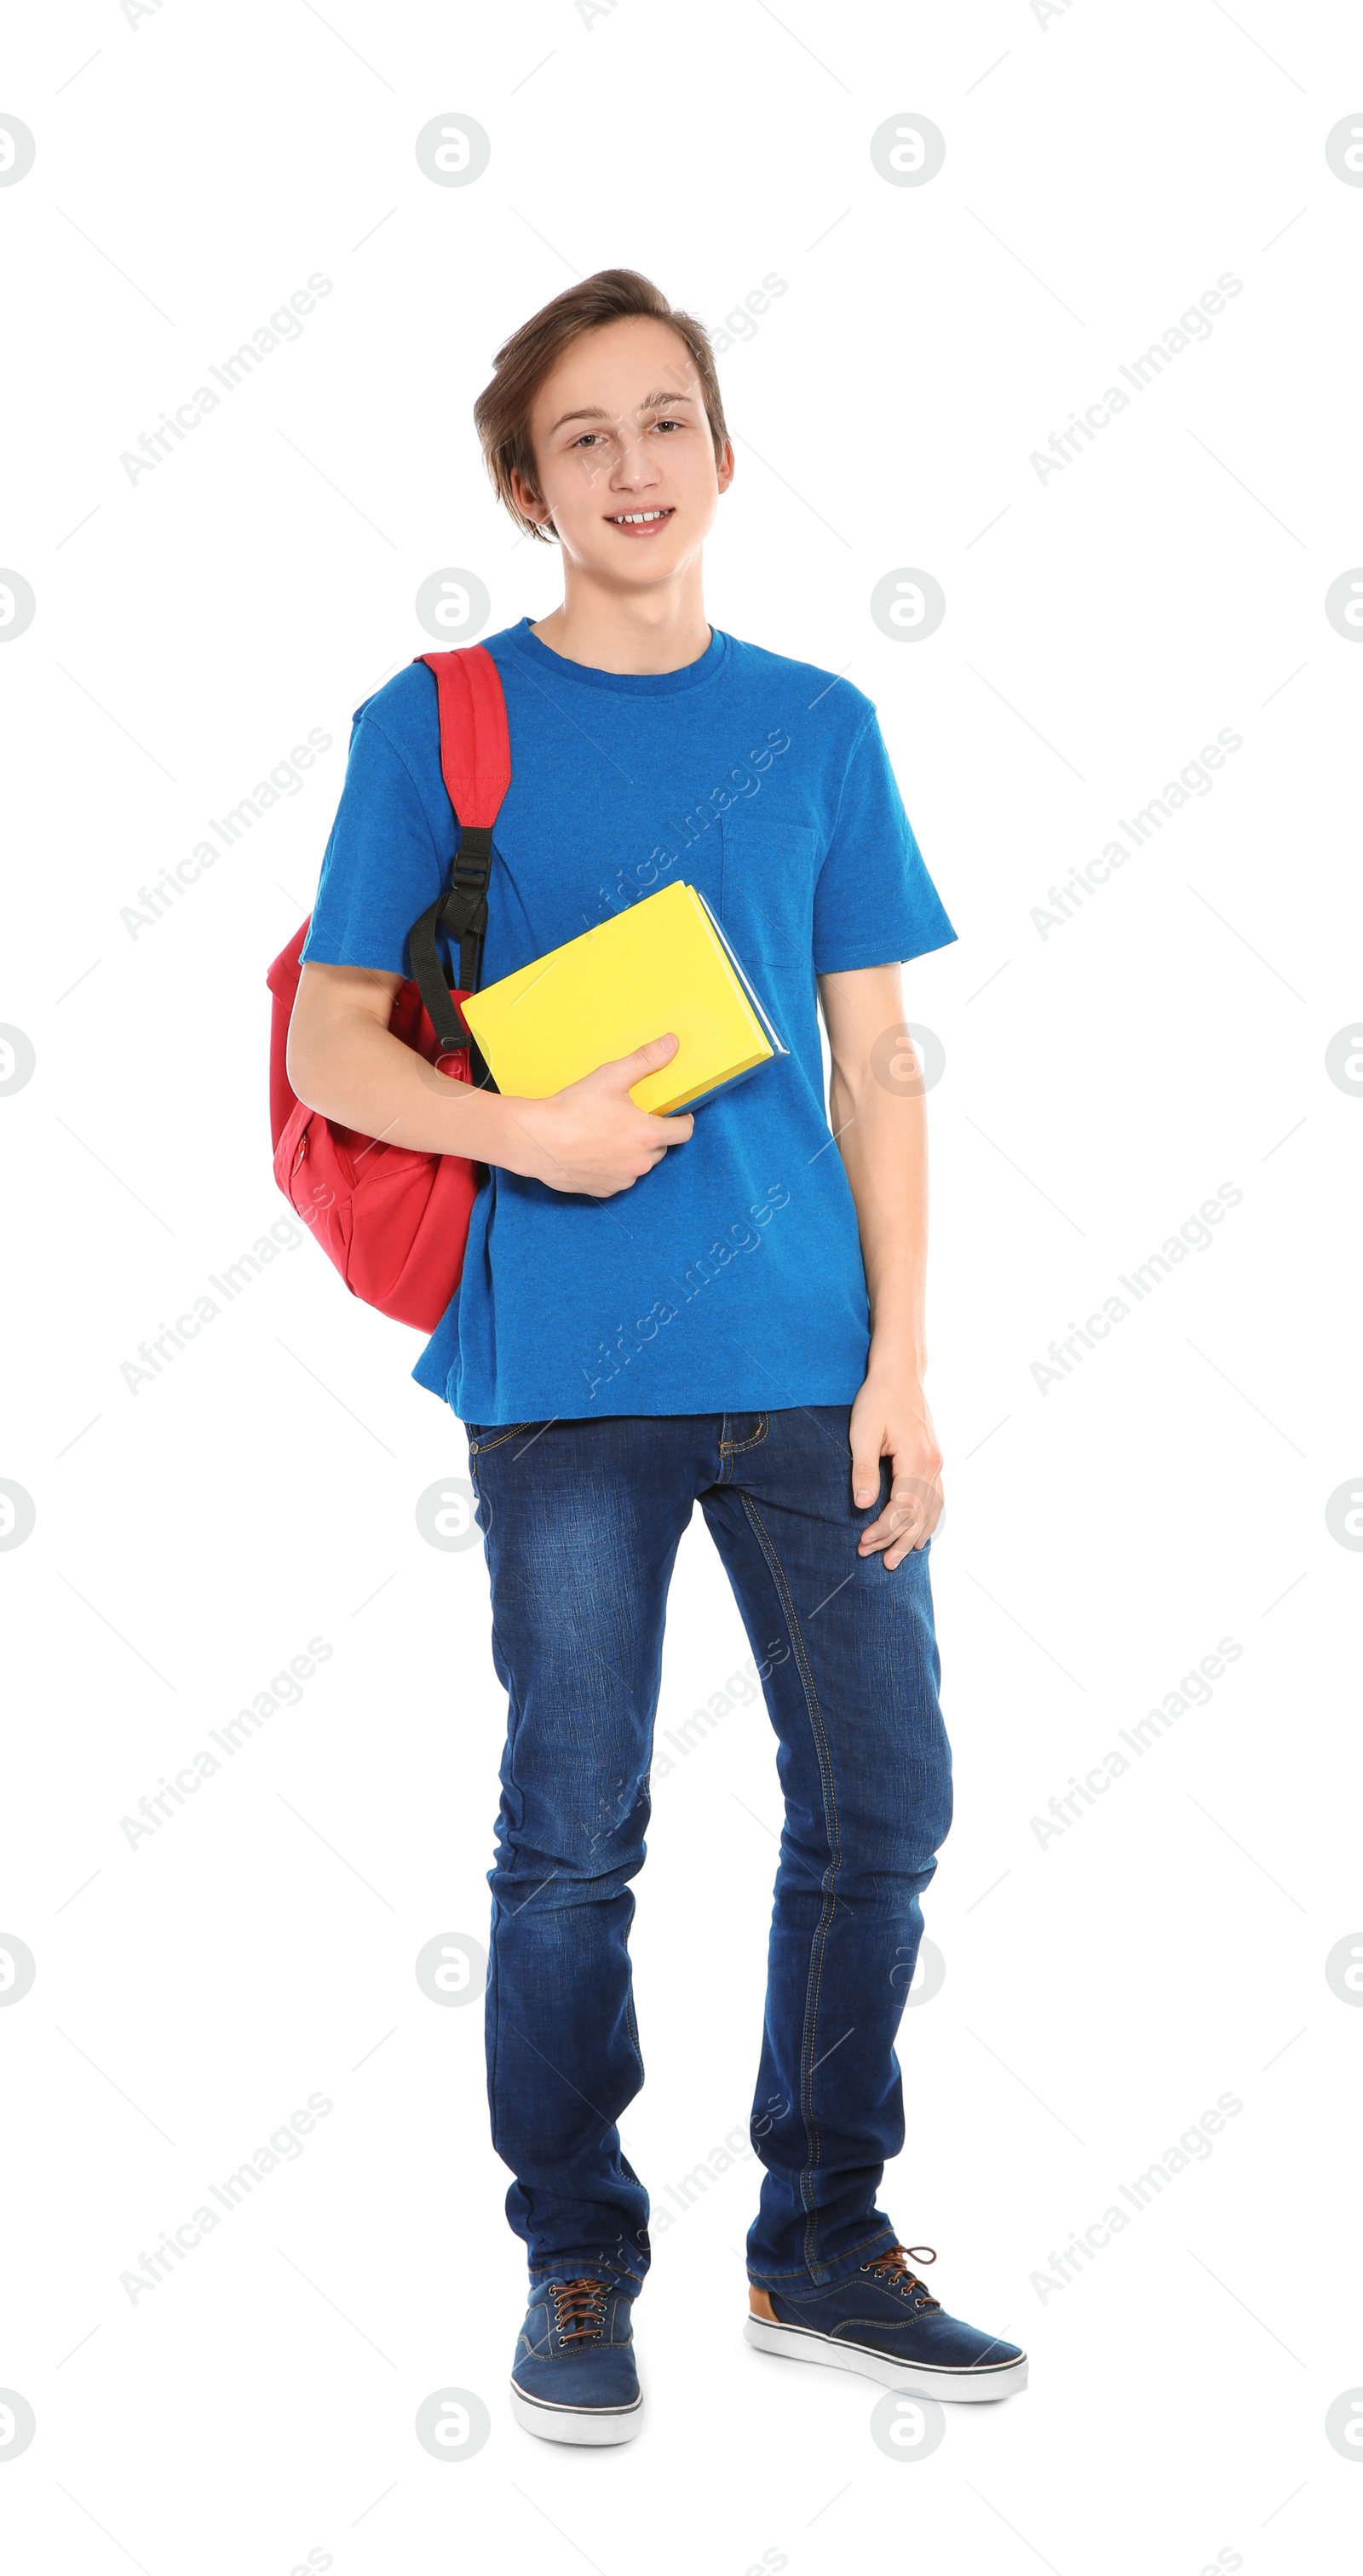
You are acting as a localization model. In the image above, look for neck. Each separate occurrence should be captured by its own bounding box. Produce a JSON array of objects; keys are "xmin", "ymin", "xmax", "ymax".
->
[{"xmin": 531, "ymin": 558, "xmax": 711, "ymax": 675}]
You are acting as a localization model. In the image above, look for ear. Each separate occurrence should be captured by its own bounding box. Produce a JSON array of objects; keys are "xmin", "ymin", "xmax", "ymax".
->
[
  {"xmin": 716, "ymin": 439, "xmax": 735, "ymax": 497},
  {"xmin": 509, "ymin": 463, "xmax": 551, "ymax": 527}
]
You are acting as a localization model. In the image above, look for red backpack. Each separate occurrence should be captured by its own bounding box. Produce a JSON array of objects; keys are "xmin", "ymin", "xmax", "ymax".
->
[{"xmin": 267, "ymin": 643, "xmax": 510, "ymax": 1331}]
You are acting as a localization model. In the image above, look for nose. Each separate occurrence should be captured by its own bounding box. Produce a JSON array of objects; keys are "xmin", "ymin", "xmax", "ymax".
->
[{"xmin": 607, "ymin": 427, "xmax": 658, "ymax": 494}]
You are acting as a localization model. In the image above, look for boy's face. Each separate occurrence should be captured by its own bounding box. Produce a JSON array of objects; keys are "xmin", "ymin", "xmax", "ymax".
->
[{"xmin": 513, "ymin": 315, "xmax": 733, "ymax": 584}]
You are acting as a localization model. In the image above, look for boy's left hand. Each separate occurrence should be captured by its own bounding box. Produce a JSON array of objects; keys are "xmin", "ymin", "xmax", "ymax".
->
[{"xmin": 849, "ymin": 1371, "xmax": 944, "ymax": 1567}]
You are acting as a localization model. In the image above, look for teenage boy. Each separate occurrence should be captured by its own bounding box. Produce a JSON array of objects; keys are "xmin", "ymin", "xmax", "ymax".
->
[{"xmin": 288, "ymin": 269, "xmax": 1025, "ymax": 2445}]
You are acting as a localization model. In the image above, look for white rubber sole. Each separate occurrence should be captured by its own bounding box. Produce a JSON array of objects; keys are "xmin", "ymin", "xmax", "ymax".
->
[
  {"xmin": 744, "ymin": 2314, "xmax": 1027, "ymax": 2403},
  {"xmin": 509, "ymin": 2379, "xmax": 643, "ymax": 2446}
]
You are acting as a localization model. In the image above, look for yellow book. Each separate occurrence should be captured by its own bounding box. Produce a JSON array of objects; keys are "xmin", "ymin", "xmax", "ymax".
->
[{"xmin": 460, "ymin": 879, "xmax": 787, "ymax": 1115}]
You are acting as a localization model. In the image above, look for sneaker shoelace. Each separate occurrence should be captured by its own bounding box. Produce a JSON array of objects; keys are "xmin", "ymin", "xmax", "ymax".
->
[
  {"xmin": 860, "ymin": 2244, "xmax": 942, "ymax": 2311},
  {"xmin": 546, "ymin": 2278, "xmax": 610, "ymax": 2343}
]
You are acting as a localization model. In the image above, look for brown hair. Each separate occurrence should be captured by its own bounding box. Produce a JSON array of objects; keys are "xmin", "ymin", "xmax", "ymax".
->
[{"xmin": 473, "ymin": 268, "xmax": 728, "ymax": 543}]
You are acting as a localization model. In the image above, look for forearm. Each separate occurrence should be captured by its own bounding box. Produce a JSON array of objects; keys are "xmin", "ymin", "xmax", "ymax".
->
[
  {"xmin": 288, "ymin": 1009, "xmax": 532, "ymax": 1170},
  {"xmin": 286, "ymin": 965, "xmax": 694, "ymax": 1198},
  {"xmin": 829, "ymin": 1065, "xmax": 929, "ymax": 1377}
]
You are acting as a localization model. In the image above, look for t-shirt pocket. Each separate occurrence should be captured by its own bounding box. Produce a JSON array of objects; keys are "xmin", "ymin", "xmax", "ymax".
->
[{"xmin": 719, "ymin": 814, "xmax": 819, "ymax": 968}]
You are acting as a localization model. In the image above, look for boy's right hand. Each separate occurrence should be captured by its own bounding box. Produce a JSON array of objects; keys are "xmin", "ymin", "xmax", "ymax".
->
[{"xmin": 500, "ymin": 1034, "xmax": 695, "ymax": 1197}]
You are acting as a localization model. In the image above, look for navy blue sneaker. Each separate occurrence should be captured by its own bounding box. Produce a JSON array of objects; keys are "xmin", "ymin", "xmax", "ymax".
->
[
  {"xmin": 745, "ymin": 2244, "xmax": 1027, "ymax": 2402},
  {"xmin": 510, "ymin": 2276, "xmax": 642, "ymax": 2445}
]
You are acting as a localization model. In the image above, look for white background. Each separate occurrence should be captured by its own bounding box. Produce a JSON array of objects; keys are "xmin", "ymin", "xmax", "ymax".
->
[{"xmin": 2, "ymin": 1, "xmax": 1360, "ymax": 2569}]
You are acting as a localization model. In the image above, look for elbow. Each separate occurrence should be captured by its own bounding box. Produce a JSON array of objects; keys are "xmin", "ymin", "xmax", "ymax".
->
[
  {"xmin": 285, "ymin": 1023, "xmax": 313, "ymax": 1107},
  {"xmin": 826, "ymin": 1063, "xmax": 863, "ymax": 1132},
  {"xmin": 285, "ymin": 1021, "xmax": 334, "ymax": 1118}
]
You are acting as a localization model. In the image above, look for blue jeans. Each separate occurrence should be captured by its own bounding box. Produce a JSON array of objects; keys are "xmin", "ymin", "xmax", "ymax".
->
[{"xmin": 465, "ymin": 1407, "xmax": 952, "ymax": 2293}]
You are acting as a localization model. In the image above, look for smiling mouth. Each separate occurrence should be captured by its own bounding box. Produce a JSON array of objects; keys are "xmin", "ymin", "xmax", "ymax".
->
[{"xmin": 605, "ymin": 507, "xmax": 675, "ymax": 531}]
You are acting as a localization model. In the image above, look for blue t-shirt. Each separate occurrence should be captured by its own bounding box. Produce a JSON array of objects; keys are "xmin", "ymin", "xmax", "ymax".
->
[{"xmin": 302, "ymin": 619, "xmax": 956, "ymax": 1423}]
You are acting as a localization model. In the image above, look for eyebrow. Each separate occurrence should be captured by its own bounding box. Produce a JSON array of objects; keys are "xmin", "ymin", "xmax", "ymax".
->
[{"xmin": 547, "ymin": 390, "xmax": 697, "ymax": 434}]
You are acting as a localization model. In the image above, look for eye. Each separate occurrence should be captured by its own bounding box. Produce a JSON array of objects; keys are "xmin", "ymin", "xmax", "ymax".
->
[
  {"xmin": 651, "ymin": 417, "xmax": 684, "ymax": 433},
  {"xmin": 571, "ymin": 431, "xmax": 607, "ymax": 449}
]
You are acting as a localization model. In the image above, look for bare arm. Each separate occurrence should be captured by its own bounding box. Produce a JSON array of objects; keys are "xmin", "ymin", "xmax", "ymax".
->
[
  {"xmin": 286, "ymin": 961, "xmax": 693, "ymax": 1199},
  {"xmin": 818, "ymin": 961, "xmax": 943, "ymax": 1563}
]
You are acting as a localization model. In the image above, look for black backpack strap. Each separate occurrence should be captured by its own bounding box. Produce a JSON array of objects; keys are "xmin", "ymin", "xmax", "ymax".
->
[
  {"xmin": 408, "ymin": 895, "xmax": 471, "ymax": 1052},
  {"xmin": 408, "ymin": 647, "xmax": 509, "ymax": 1096},
  {"xmin": 408, "ymin": 820, "xmax": 495, "ymax": 1053}
]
